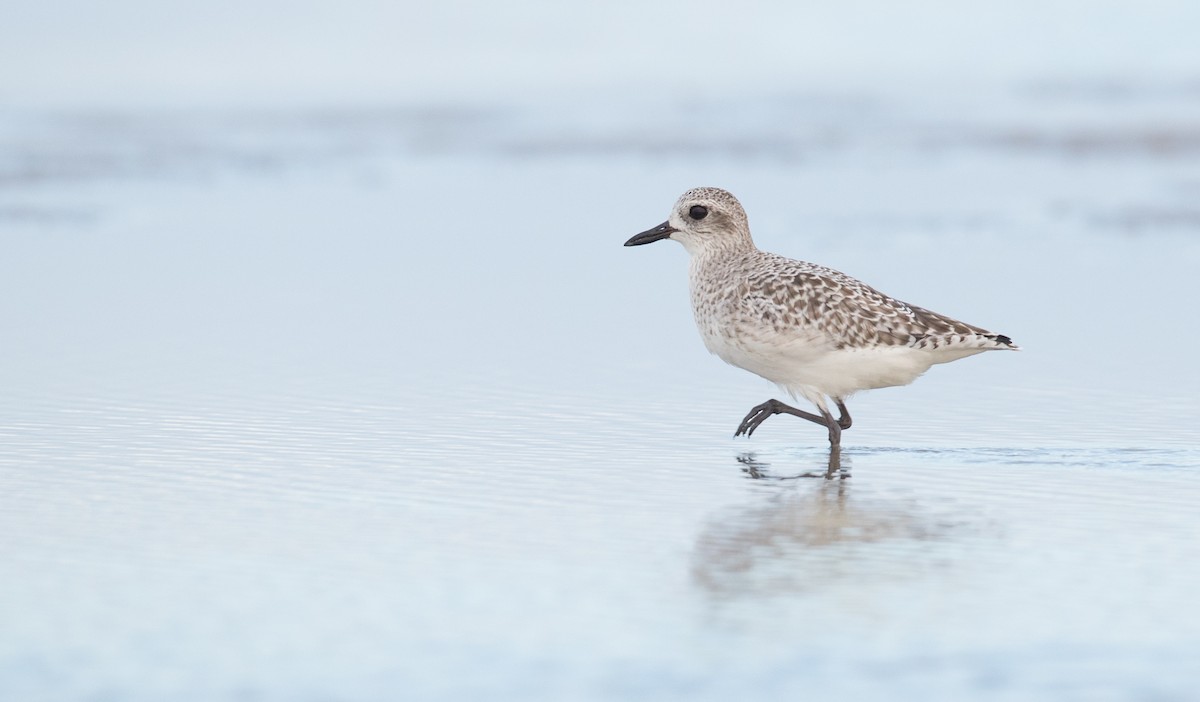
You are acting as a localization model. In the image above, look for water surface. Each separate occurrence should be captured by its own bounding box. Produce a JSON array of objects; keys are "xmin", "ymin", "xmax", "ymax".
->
[{"xmin": 2, "ymin": 84, "xmax": 1200, "ymax": 700}]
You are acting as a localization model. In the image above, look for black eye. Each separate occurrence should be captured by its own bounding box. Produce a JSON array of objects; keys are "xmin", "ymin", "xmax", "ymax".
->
[{"xmin": 689, "ymin": 205, "xmax": 708, "ymax": 220}]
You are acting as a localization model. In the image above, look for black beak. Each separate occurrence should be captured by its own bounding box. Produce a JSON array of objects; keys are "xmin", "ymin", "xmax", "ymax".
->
[{"xmin": 624, "ymin": 221, "xmax": 677, "ymax": 247}]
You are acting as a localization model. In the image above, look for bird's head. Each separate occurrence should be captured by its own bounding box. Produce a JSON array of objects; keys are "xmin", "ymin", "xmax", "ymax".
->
[{"xmin": 625, "ymin": 187, "xmax": 753, "ymax": 255}]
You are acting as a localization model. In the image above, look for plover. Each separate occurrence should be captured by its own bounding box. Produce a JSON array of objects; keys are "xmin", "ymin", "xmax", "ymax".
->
[{"xmin": 625, "ymin": 187, "xmax": 1017, "ymax": 456}]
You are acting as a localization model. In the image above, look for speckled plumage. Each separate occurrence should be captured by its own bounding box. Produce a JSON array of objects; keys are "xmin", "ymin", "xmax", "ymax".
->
[{"xmin": 627, "ymin": 186, "xmax": 1017, "ymax": 425}]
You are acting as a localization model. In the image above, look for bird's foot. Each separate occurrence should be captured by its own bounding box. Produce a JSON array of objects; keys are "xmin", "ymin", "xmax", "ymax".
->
[
  {"xmin": 734, "ymin": 400, "xmax": 783, "ymax": 437},
  {"xmin": 735, "ymin": 399, "xmax": 829, "ymax": 437}
]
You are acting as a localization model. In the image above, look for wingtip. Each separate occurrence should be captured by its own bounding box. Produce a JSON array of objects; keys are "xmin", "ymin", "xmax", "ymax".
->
[{"xmin": 992, "ymin": 334, "xmax": 1020, "ymax": 350}]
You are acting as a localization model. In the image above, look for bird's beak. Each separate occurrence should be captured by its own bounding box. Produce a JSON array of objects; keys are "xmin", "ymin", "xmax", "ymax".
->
[{"xmin": 624, "ymin": 221, "xmax": 677, "ymax": 247}]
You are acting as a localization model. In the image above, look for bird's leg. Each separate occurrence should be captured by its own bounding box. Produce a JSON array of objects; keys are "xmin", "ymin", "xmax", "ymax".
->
[
  {"xmin": 735, "ymin": 399, "xmax": 845, "ymax": 468},
  {"xmin": 735, "ymin": 399, "xmax": 829, "ymax": 438},
  {"xmin": 835, "ymin": 399, "xmax": 852, "ymax": 431},
  {"xmin": 821, "ymin": 407, "xmax": 842, "ymax": 449},
  {"xmin": 821, "ymin": 406, "xmax": 842, "ymax": 468}
]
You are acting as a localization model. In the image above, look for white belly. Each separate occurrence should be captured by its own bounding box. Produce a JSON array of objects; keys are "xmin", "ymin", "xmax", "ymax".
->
[{"xmin": 700, "ymin": 326, "xmax": 980, "ymax": 401}]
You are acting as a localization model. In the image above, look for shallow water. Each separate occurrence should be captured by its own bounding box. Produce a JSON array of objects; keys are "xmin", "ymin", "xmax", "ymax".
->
[{"xmin": 2, "ymin": 84, "xmax": 1200, "ymax": 701}]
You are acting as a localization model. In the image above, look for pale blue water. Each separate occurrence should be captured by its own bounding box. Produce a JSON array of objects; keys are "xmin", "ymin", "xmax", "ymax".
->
[{"xmin": 2, "ymin": 83, "xmax": 1200, "ymax": 701}]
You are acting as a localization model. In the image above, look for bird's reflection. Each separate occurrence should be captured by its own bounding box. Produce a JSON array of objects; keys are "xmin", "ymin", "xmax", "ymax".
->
[
  {"xmin": 737, "ymin": 451, "xmax": 848, "ymax": 481},
  {"xmin": 693, "ymin": 451, "xmax": 956, "ymax": 596}
]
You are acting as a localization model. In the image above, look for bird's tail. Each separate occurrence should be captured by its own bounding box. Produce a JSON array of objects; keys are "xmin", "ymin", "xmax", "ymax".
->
[{"xmin": 986, "ymin": 333, "xmax": 1020, "ymax": 350}]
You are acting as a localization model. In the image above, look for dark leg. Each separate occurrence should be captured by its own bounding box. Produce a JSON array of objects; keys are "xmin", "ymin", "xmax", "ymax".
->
[
  {"xmin": 735, "ymin": 399, "xmax": 844, "ymax": 468},
  {"xmin": 835, "ymin": 399, "xmax": 852, "ymax": 430},
  {"xmin": 821, "ymin": 406, "xmax": 842, "ymax": 468},
  {"xmin": 735, "ymin": 399, "xmax": 829, "ymax": 438},
  {"xmin": 821, "ymin": 407, "xmax": 842, "ymax": 449}
]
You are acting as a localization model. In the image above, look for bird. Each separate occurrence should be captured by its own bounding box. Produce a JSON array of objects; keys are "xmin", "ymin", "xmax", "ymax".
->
[{"xmin": 624, "ymin": 187, "xmax": 1017, "ymax": 457}]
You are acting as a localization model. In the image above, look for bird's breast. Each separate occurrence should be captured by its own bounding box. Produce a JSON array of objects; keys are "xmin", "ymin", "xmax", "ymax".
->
[{"xmin": 689, "ymin": 273, "xmax": 829, "ymax": 383}]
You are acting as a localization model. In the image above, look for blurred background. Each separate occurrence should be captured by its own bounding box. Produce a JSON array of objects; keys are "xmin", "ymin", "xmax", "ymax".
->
[
  {"xmin": 4, "ymin": 0, "xmax": 1200, "ymax": 107},
  {"xmin": 3, "ymin": 2, "xmax": 1200, "ymax": 701}
]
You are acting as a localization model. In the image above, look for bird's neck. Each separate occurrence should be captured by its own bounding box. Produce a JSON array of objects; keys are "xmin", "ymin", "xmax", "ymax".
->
[
  {"xmin": 687, "ymin": 240, "xmax": 757, "ymax": 286},
  {"xmin": 681, "ymin": 233, "xmax": 756, "ymax": 259}
]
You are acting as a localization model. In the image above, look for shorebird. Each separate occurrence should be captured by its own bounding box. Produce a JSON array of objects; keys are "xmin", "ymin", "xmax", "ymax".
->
[{"xmin": 625, "ymin": 187, "xmax": 1017, "ymax": 458}]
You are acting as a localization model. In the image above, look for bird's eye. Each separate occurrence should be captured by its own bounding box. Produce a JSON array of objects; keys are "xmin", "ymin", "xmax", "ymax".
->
[{"xmin": 689, "ymin": 205, "xmax": 709, "ymax": 220}]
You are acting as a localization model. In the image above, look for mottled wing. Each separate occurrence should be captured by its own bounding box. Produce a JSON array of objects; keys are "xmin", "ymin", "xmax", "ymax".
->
[{"xmin": 750, "ymin": 255, "xmax": 1015, "ymax": 351}]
